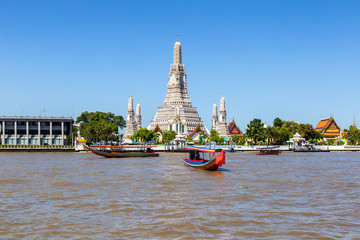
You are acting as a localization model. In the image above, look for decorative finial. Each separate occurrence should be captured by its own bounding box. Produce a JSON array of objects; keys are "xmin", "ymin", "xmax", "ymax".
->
[{"xmin": 177, "ymin": 33, "xmax": 179, "ymax": 42}]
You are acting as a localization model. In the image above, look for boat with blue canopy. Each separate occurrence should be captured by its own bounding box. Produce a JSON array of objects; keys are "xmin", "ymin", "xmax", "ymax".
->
[{"xmin": 184, "ymin": 146, "xmax": 226, "ymax": 171}]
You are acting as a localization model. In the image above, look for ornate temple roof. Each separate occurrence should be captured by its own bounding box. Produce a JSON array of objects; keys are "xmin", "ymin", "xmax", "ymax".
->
[
  {"xmin": 228, "ymin": 119, "xmax": 243, "ymax": 136},
  {"xmin": 153, "ymin": 124, "xmax": 163, "ymax": 134},
  {"xmin": 315, "ymin": 116, "xmax": 340, "ymax": 138},
  {"xmin": 188, "ymin": 124, "xmax": 208, "ymax": 138}
]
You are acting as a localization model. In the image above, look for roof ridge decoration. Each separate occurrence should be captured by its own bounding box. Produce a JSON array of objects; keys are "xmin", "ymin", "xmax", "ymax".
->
[{"xmin": 187, "ymin": 123, "xmax": 207, "ymax": 138}]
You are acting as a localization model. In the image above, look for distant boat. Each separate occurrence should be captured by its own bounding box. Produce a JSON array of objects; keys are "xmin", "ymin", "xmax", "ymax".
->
[
  {"xmin": 85, "ymin": 145, "xmax": 159, "ymax": 158},
  {"xmin": 256, "ymin": 145, "xmax": 281, "ymax": 155},
  {"xmin": 184, "ymin": 146, "xmax": 226, "ymax": 171}
]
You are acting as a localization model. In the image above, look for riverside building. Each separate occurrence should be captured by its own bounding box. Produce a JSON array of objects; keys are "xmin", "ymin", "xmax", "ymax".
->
[
  {"xmin": 148, "ymin": 35, "xmax": 206, "ymax": 137},
  {"xmin": 212, "ymin": 96, "xmax": 231, "ymax": 139},
  {"xmin": 123, "ymin": 94, "xmax": 141, "ymax": 139},
  {"xmin": 0, "ymin": 116, "xmax": 73, "ymax": 145}
]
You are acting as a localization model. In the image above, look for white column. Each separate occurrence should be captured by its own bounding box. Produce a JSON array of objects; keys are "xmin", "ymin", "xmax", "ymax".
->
[
  {"xmin": 50, "ymin": 122, "xmax": 52, "ymax": 145},
  {"xmin": 26, "ymin": 121, "xmax": 29, "ymax": 145},
  {"xmin": 61, "ymin": 122, "xmax": 64, "ymax": 145},
  {"xmin": 1, "ymin": 121, "xmax": 3, "ymax": 144},
  {"xmin": 38, "ymin": 121, "xmax": 41, "ymax": 145},
  {"xmin": 14, "ymin": 121, "xmax": 17, "ymax": 145}
]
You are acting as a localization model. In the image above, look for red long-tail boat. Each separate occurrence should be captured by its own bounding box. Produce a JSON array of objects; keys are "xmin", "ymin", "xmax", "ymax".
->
[
  {"xmin": 184, "ymin": 146, "xmax": 226, "ymax": 171},
  {"xmin": 85, "ymin": 145, "xmax": 159, "ymax": 158}
]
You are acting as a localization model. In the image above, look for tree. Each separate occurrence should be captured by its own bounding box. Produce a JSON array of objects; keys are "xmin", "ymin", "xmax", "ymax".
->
[
  {"xmin": 210, "ymin": 129, "xmax": 223, "ymax": 144},
  {"xmin": 66, "ymin": 125, "xmax": 78, "ymax": 145},
  {"xmin": 297, "ymin": 123, "xmax": 324, "ymax": 140},
  {"xmin": 75, "ymin": 111, "xmax": 126, "ymax": 143},
  {"xmin": 162, "ymin": 131, "xmax": 177, "ymax": 143},
  {"xmin": 273, "ymin": 117, "xmax": 284, "ymax": 127},
  {"xmin": 245, "ymin": 118, "xmax": 265, "ymax": 144},
  {"xmin": 344, "ymin": 125, "xmax": 360, "ymax": 144},
  {"xmin": 231, "ymin": 135, "xmax": 240, "ymax": 144},
  {"xmin": 198, "ymin": 133, "xmax": 204, "ymax": 145},
  {"xmin": 131, "ymin": 128, "xmax": 155, "ymax": 142},
  {"xmin": 269, "ymin": 119, "xmax": 300, "ymax": 144}
]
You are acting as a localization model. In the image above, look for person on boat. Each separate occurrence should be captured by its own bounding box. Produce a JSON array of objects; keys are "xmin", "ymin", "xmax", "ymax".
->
[{"xmin": 196, "ymin": 151, "xmax": 200, "ymax": 160}]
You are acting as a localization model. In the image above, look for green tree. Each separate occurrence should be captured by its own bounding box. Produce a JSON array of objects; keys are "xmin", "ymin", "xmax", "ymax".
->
[
  {"xmin": 231, "ymin": 135, "xmax": 240, "ymax": 144},
  {"xmin": 298, "ymin": 123, "xmax": 323, "ymax": 140},
  {"xmin": 162, "ymin": 131, "xmax": 177, "ymax": 143},
  {"xmin": 66, "ymin": 125, "xmax": 78, "ymax": 145},
  {"xmin": 198, "ymin": 133, "xmax": 204, "ymax": 145},
  {"xmin": 131, "ymin": 128, "xmax": 155, "ymax": 142},
  {"xmin": 210, "ymin": 129, "xmax": 223, "ymax": 144},
  {"xmin": 344, "ymin": 125, "xmax": 360, "ymax": 144},
  {"xmin": 269, "ymin": 119, "xmax": 300, "ymax": 144},
  {"xmin": 245, "ymin": 118, "xmax": 265, "ymax": 144},
  {"xmin": 75, "ymin": 111, "xmax": 126, "ymax": 143},
  {"xmin": 273, "ymin": 117, "xmax": 284, "ymax": 127}
]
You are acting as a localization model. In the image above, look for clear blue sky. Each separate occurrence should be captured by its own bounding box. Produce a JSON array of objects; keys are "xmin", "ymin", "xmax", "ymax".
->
[{"xmin": 1, "ymin": 0, "xmax": 359, "ymax": 132}]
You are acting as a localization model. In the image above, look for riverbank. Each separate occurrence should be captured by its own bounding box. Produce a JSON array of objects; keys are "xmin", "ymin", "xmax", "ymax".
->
[{"xmin": 1, "ymin": 144, "xmax": 360, "ymax": 152}]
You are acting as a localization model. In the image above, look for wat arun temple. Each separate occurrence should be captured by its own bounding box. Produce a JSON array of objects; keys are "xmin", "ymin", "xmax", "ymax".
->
[
  {"xmin": 123, "ymin": 36, "xmax": 235, "ymax": 140},
  {"xmin": 148, "ymin": 36, "xmax": 206, "ymax": 137}
]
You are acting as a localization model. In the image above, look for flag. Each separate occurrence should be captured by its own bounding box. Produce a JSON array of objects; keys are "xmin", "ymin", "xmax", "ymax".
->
[
  {"xmin": 339, "ymin": 138, "xmax": 343, "ymax": 143},
  {"xmin": 224, "ymin": 137, "xmax": 226, "ymax": 141},
  {"xmin": 134, "ymin": 138, "xmax": 137, "ymax": 142},
  {"xmin": 315, "ymin": 139, "xmax": 317, "ymax": 143},
  {"xmin": 245, "ymin": 138, "xmax": 247, "ymax": 143}
]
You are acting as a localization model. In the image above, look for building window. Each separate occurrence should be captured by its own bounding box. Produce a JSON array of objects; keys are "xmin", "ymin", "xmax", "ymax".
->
[
  {"xmin": 170, "ymin": 125, "xmax": 172, "ymax": 131},
  {"xmin": 182, "ymin": 125, "xmax": 184, "ymax": 133},
  {"xmin": 176, "ymin": 124, "xmax": 178, "ymax": 133}
]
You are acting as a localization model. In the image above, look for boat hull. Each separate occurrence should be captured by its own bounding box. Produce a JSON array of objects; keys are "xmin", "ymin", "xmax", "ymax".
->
[
  {"xmin": 183, "ymin": 158, "xmax": 220, "ymax": 171},
  {"xmin": 86, "ymin": 146, "xmax": 159, "ymax": 158},
  {"xmin": 256, "ymin": 150, "xmax": 281, "ymax": 155}
]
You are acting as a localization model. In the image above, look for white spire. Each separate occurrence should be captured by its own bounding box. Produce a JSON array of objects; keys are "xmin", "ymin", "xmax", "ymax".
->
[
  {"xmin": 136, "ymin": 102, "xmax": 141, "ymax": 116},
  {"xmin": 212, "ymin": 101, "xmax": 218, "ymax": 130},
  {"xmin": 213, "ymin": 102, "xmax": 218, "ymax": 117},
  {"xmin": 128, "ymin": 94, "xmax": 133, "ymax": 111},
  {"xmin": 173, "ymin": 34, "xmax": 182, "ymax": 66},
  {"xmin": 136, "ymin": 102, "xmax": 141, "ymax": 129},
  {"xmin": 220, "ymin": 95, "xmax": 225, "ymax": 112}
]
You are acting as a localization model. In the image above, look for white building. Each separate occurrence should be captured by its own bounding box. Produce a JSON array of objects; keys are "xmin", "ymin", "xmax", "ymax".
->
[
  {"xmin": 212, "ymin": 95, "xmax": 231, "ymax": 139},
  {"xmin": 123, "ymin": 94, "xmax": 141, "ymax": 139},
  {"xmin": 148, "ymin": 35, "xmax": 206, "ymax": 137},
  {"xmin": 0, "ymin": 116, "xmax": 73, "ymax": 145}
]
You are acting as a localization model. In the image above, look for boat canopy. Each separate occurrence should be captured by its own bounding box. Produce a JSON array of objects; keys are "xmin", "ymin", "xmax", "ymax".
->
[
  {"xmin": 90, "ymin": 145, "xmax": 153, "ymax": 149},
  {"xmin": 185, "ymin": 146, "xmax": 219, "ymax": 153},
  {"xmin": 256, "ymin": 145, "xmax": 280, "ymax": 150}
]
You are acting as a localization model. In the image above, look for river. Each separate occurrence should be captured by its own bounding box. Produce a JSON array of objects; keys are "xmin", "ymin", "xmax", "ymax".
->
[{"xmin": 0, "ymin": 152, "xmax": 359, "ymax": 239}]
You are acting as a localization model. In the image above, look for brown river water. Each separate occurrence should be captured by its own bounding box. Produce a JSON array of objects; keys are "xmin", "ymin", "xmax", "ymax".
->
[{"xmin": 0, "ymin": 152, "xmax": 359, "ymax": 239}]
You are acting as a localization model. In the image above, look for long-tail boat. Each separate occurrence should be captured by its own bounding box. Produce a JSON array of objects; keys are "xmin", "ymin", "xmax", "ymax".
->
[
  {"xmin": 256, "ymin": 146, "xmax": 281, "ymax": 155},
  {"xmin": 184, "ymin": 146, "xmax": 226, "ymax": 171},
  {"xmin": 85, "ymin": 144, "xmax": 159, "ymax": 158}
]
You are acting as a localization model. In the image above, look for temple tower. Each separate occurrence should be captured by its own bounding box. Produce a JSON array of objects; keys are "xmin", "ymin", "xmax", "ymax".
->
[
  {"xmin": 212, "ymin": 102, "xmax": 218, "ymax": 130},
  {"xmin": 219, "ymin": 95, "xmax": 226, "ymax": 123},
  {"xmin": 123, "ymin": 94, "xmax": 138, "ymax": 139},
  {"xmin": 136, "ymin": 102, "xmax": 142, "ymax": 129},
  {"xmin": 149, "ymin": 35, "xmax": 206, "ymax": 136},
  {"xmin": 215, "ymin": 95, "xmax": 231, "ymax": 138}
]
